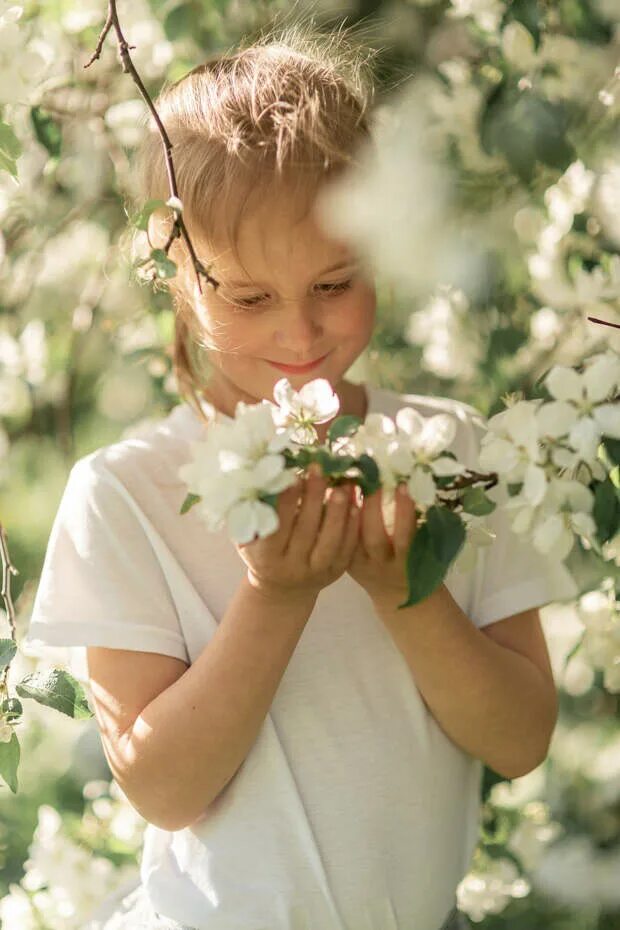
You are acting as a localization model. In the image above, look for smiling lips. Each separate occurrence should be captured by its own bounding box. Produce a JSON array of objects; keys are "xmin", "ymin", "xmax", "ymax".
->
[{"xmin": 266, "ymin": 353, "xmax": 329, "ymax": 373}]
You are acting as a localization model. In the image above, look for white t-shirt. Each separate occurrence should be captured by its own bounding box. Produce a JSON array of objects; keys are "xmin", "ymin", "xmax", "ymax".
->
[{"xmin": 23, "ymin": 384, "xmax": 577, "ymax": 930}]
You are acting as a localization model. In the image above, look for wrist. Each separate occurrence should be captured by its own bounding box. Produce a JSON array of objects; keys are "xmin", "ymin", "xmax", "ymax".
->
[{"xmin": 244, "ymin": 571, "xmax": 319, "ymax": 609}]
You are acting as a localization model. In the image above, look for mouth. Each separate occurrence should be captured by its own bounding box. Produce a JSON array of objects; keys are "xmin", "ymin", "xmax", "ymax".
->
[{"xmin": 265, "ymin": 352, "xmax": 330, "ymax": 374}]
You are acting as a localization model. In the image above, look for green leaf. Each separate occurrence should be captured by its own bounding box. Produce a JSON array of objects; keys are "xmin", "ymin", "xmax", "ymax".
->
[
  {"xmin": 0, "ymin": 148, "xmax": 17, "ymax": 178},
  {"xmin": 287, "ymin": 447, "xmax": 310, "ymax": 468},
  {"xmin": 0, "ymin": 120, "xmax": 21, "ymax": 159},
  {"xmin": 593, "ymin": 479, "xmax": 620, "ymax": 546},
  {"xmin": 0, "ymin": 731, "xmax": 20, "ymax": 793},
  {"xmin": 327, "ymin": 415, "xmax": 362, "ymax": 446},
  {"xmin": 461, "ymin": 486, "xmax": 497, "ymax": 516},
  {"xmin": 30, "ymin": 106, "xmax": 62, "ymax": 158},
  {"xmin": 399, "ymin": 523, "xmax": 447, "ymax": 608},
  {"xmin": 0, "ymin": 638, "xmax": 17, "ymax": 672},
  {"xmin": 314, "ymin": 448, "xmax": 354, "ymax": 476},
  {"xmin": 507, "ymin": 482, "xmax": 524, "ymax": 497},
  {"xmin": 16, "ymin": 669, "xmax": 93, "ymax": 719},
  {"xmin": 502, "ymin": 0, "xmax": 543, "ymax": 45},
  {"xmin": 426, "ymin": 506, "xmax": 467, "ymax": 564},
  {"xmin": 151, "ymin": 249, "xmax": 178, "ymax": 280},
  {"xmin": 353, "ymin": 454, "xmax": 380, "ymax": 496},
  {"xmin": 180, "ymin": 492, "xmax": 201, "ymax": 515},
  {"xmin": 602, "ymin": 437, "xmax": 620, "ymax": 468},
  {"xmin": 131, "ymin": 198, "xmax": 168, "ymax": 231}
]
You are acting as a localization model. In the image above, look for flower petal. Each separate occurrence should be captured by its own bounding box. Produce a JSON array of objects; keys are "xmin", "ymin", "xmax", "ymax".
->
[
  {"xmin": 544, "ymin": 366, "xmax": 584, "ymax": 402},
  {"xmin": 536, "ymin": 401, "xmax": 577, "ymax": 439},
  {"xmin": 298, "ymin": 378, "xmax": 340, "ymax": 422},
  {"xmin": 431, "ymin": 456, "xmax": 467, "ymax": 476},
  {"xmin": 273, "ymin": 378, "xmax": 295, "ymax": 410},
  {"xmin": 407, "ymin": 467, "xmax": 436, "ymax": 506},
  {"xmin": 419, "ymin": 414, "xmax": 457, "ymax": 457},
  {"xmin": 395, "ymin": 406, "xmax": 425, "ymax": 440},
  {"xmin": 568, "ymin": 416, "xmax": 601, "ymax": 461},
  {"xmin": 523, "ymin": 463, "xmax": 548, "ymax": 506},
  {"xmin": 227, "ymin": 499, "xmax": 259, "ymax": 544},
  {"xmin": 593, "ymin": 403, "xmax": 620, "ymax": 440},
  {"xmin": 583, "ymin": 354, "xmax": 620, "ymax": 403}
]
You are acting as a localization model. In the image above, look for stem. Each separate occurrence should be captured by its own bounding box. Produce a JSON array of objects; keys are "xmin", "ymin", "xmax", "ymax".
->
[
  {"xmin": 83, "ymin": 1, "xmax": 218, "ymax": 296},
  {"xmin": 0, "ymin": 523, "xmax": 19, "ymax": 693}
]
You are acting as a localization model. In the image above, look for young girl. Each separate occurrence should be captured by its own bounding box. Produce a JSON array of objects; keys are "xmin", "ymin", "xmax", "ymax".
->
[{"xmin": 25, "ymin": 22, "xmax": 574, "ymax": 930}]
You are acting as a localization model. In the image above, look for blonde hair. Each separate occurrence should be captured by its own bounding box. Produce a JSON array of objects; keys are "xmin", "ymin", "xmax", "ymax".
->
[{"xmin": 132, "ymin": 18, "xmax": 379, "ymax": 424}]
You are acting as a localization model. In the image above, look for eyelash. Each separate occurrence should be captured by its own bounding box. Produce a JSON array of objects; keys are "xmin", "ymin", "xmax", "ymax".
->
[{"xmin": 231, "ymin": 278, "xmax": 354, "ymax": 309}]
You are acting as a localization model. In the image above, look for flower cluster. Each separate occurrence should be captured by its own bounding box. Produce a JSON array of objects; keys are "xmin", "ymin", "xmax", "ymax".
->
[
  {"xmin": 178, "ymin": 376, "xmax": 480, "ymax": 538},
  {"xmin": 478, "ymin": 349, "xmax": 620, "ymax": 560},
  {"xmin": 178, "ymin": 376, "xmax": 501, "ymax": 608},
  {"xmin": 177, "ymin": 399, "xmax": 299, "ymax": 546},
  {"xmin": 575, "ymin": 587, "xmax": 620, "ymax": 693}
]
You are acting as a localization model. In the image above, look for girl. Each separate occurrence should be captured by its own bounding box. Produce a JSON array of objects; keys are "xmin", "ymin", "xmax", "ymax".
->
[{"xmin": 25, "ymin": 21, "xmax": 574, "ymax": 930}]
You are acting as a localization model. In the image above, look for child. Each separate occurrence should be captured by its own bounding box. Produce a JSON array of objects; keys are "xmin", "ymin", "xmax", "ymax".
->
[{"xmin": 24, "ymin": 21, "xmax": 575, "ymax": 930}]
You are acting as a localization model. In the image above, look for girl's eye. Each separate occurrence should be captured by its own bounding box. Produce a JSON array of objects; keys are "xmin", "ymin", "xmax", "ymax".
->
[
  {"xmin": 315, "ymin": 278, "xmax": 353, "ymax": 295},
  {"xmin": 233, "ymin": 294, "xmax": 267, "ymax": 308},
  {"xmin": 228, "ymin": 278, "xmax": 354, "ymax": 310}
]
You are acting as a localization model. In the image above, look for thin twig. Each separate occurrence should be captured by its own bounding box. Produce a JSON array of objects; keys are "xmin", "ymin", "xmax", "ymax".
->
[
  {"xmin": 0, "ymin": 524, "xmax": 19, "ymax": 693},
  {"xmin": 84, "ymin": 0, "xmax": 218, "ymax": 295},
  {"xmin": 588, "ymin": 316, "xmax": 620, "ymax": 330}
]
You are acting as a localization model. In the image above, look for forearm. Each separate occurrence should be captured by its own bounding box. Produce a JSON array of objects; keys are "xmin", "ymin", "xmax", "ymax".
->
[
  {"xmin": 120, "ymin": 575, "xmax": 316, "ymax": 831},
  {"xmin": 372, "ymin": 584, "xmax": 558, "ymax": 780}
]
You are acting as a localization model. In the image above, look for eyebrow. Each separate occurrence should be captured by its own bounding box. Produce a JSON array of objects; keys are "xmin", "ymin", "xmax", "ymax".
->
[{"xmin": 221, "ymin": 260, "xmax": 357, "ymax": 289}]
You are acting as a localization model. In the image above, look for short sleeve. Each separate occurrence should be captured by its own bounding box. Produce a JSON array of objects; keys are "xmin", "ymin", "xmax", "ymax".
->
[
  {"xmin": 23, "ymin": 456, "xmax": 190, "ymax": 682},
  {"xmin": 462, "ymin": 409, "xmax": 580, "ymax": 629}
]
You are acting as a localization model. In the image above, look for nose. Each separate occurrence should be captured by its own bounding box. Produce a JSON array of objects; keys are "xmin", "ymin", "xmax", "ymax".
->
[{"xmin": 273, "ymin": 296, "xmax": 323, "ymax": 356}]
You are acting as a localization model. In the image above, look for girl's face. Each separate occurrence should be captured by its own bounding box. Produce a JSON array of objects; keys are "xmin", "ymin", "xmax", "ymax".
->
[{"xmin": 190, "ymin": 187, "xmax": 376, "ymax": 418}]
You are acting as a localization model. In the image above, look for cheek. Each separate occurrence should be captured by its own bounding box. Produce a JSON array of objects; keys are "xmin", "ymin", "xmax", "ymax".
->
[{"xmin": 336, "ymin": 287, "xmax": 376, "ymax": 339}]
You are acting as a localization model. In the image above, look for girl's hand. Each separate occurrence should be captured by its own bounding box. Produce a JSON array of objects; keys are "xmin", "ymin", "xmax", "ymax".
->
[
  {"xmin": 236, "ymin": 464, "xmax": 360, "ymax": 602},
  {"xmin": 346, "ymin": 483, "xmax": 418, "ymax": 605}
]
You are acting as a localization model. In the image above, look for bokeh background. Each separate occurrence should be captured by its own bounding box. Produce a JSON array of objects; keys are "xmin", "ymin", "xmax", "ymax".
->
[{"xmin": 1, "ymin": 0, "xmax": 619, "ymax": 927}]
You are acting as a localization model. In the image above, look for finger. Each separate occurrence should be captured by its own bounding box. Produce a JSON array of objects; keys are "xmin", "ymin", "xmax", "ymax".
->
[
  {"xmin": 309, "ymin": 484, "xmax": 352, "ymax": 569},
  {"xmin": 360, "ymin": 487, "xmax": 392, "ymax": 559},
  {"xmin": 286, "ymin": 466, "xmax": 329, "ymax": 559},
  {"xmin": 393, "ymin": 483, "xmax": 417, "ymax": 554},
  {"xmin": 270, "ymin": 477, "xmax": 305, "ymax": 550},
  {"xmin": 340, "ymin": 492, "xmax": 362, "ymax": 565}
]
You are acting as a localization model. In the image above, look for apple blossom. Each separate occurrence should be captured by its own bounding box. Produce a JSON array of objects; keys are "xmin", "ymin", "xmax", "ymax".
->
[{"xmin": 271, "ymin": 377, "xmax": 340, "ymax": 445}]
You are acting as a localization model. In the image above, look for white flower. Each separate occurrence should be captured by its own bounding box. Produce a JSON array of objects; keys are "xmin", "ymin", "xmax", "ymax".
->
[
  {"xmin": 447, "ymin": 0, "xmax": 505, "ymax": 33},
  {"xmin": 543, "ymin": 353, "xmax": 620, "ymax": 464},
  {"xmin": 393, "ymin": 407, "xmax": 467, "ymax": 508},
  {"xmin": 178, "ymin": 402, "xmax": 298, "ymax": 544},
  {"xmin": 478, "ymin": 400, "xmax": 544, "ymax": 481},
  {"xmin": 272, "ymin": 377, "xmax": 340, "ymax": 445},
  {"xmin": 456, "ymin": 856, "xmax": 524, "ymax": 922},
  {"xmin": 576, "ymin": 589, "xmax": 620, "ymax": 693}
]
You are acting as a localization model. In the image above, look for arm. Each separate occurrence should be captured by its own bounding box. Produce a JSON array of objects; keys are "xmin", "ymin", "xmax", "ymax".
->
[
  {"xmin": 99, "ymin": 576, "xmax": 316, "ymax": 831},
  {"xmin": 371, "ymin": 584, "xmax": 559, "ymax": 780}
]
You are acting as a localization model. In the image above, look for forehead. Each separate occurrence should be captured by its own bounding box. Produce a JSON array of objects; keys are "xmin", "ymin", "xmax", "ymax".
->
[{"xmin": 194, "ymin": 174, "xmax": 352, "ymax": 282}]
